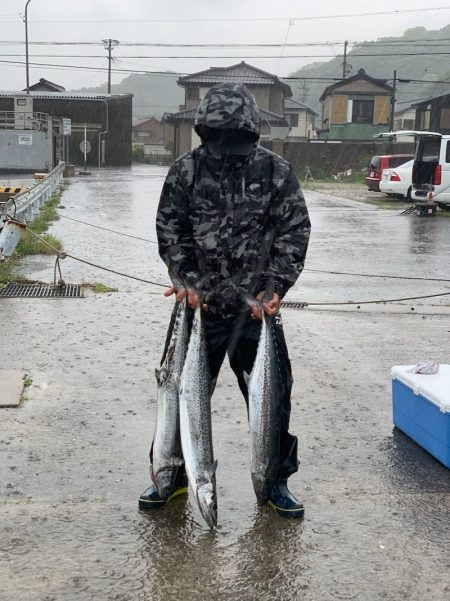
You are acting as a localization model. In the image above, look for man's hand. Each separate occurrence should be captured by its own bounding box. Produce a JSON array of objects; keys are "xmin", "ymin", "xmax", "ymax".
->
[
  {"xmin": 164, "ymin": 287, "xmax": 208, "ymax": 311},
  {"xmin": 250, "ymin": 291, "xmax": 281, "ymax": 320}
]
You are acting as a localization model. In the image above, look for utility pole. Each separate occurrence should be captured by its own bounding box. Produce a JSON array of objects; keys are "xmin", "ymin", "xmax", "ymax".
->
[
  {"xmin": 342, "ymin": 40, "xmax": 348, "ymax": 79},
  {"xmin": 389, "ymin": 69, "xmax": 397, "ymax": 132},
  {"xmin": 24, "ymin": 0, "xmax": 32, "ymax": 94},
  {"xmin": 102, "ymin": 38, "xmax": 119, "ymax": 94}
]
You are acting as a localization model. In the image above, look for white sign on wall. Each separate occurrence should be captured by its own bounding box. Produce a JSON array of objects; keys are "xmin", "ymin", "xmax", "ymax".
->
[
  {"xmin": 62, "ymin": 118, "xmax": 72, "ymax": 136},
  {"xmin": 18, "ymin": 134, "xmax": 32, "ymax": 145}
]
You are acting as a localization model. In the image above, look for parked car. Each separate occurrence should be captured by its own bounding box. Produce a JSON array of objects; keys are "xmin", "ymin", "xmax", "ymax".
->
[
  {"xmin": 365, "ymin": 154, "xmax": 414, "ymax": 192},
  {"xmin": 411, "ymin": 133, "xmax": 450, "ymax": 211},
  {"xmin": 379, "ymin": 159, "xmax": 414, "ymax": 199},
  {"xmin": 374, "ymin": 131, "xmax": 450, "ymax": 211}
]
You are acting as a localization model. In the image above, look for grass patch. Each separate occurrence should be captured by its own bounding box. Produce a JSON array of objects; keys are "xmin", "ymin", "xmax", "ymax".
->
[
  {"xmin": 15, "ymin": 194, "xmax": 63, "ymax": 256},
  {"xmin": 1, "ymin": 188, "xmax": 65, "ymax": 283},
  {"xmin": 16, "ymin": 231, "xmax": 62, "ymax": 256},
  {"xmin": 23, "ymin": 375, "xmax": 33, "ymax": 387},
  {"xmin": 83, "ymin": 282, "xmax": 118, "ymax": 293}
]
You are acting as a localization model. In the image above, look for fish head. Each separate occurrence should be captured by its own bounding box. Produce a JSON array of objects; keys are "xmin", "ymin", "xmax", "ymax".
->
[
  {"xmin": 197, "ymin": 482, "xmax": 218, "ymax": 529},
  {"xmin": 251, "ymin": 472, "xmax": 270, "ymax": 506},
  {"xmin": 152, "ymin": 467, "xmax": 175, "ymax": 500}
]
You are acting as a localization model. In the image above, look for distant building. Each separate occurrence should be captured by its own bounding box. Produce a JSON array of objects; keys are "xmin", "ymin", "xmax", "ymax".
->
[
  {"xmin": 0, "ymin": 90, "xmax": 133, "ymax": 166},
  {"xmin": 413, "ymin": 93, "xmax": 450, "ymax": 134},
  {"xmin": 26, "ymin": 78, "xmax": 66, "ymax": 93},
  {"xmin": 318, "ymin": 69, "xmax": 393, "ymax": 140},
  {"xmin": 284, "ymin": 97, "xmax": 318, "ymax": 140},
  {"xmin": 132, "ymin": 117, "xmax": 164, "ymax": 145},
  {"xmin": 393, "ymin": 100, "xmax": 417, "ymax": 131},
  {"xmin": 164, "ymin": 61, "xmax": 291, "ymax": 157},
  {"xmin": 132, "ymin": 117, "xmax": 173, "ymax": 158}
]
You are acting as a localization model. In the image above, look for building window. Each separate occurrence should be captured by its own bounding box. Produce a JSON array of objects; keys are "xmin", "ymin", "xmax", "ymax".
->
[
  {"xmin": 286, "ymin": 113, "xmax": 299, "ymax": 127},
  {"xmin": 186, "ymin": 87, "xmax": 200, "ymax": 100},
  {"xmin": 352, "ymin": 100, "xmax": 374, "ymax": 124}
]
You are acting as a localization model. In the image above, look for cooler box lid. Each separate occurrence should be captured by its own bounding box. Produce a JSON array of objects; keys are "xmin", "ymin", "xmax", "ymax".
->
[{"xmin": 392, "ymin": 365, "xmax": 450, "ymax": 413}]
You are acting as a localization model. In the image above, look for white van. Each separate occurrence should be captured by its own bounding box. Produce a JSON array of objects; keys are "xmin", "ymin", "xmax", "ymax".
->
[{"xmin": 374, "ymin": 131, "xmax": 450, "ymax": 211}]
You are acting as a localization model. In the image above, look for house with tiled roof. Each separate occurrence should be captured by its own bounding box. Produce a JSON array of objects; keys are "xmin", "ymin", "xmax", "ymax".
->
[
  {"xmin": 284, "ymin": 97, "xmax": 318, "ymax": 140},
  {"xmin": 164, "ymin": 61, "xmax": 292, "ymax": 157},
  {"xmin": 25, "ymin": 78, "xmax": 66, "ymax": 93},
  {"xmin": 318, "ymin": 69, "xmax": 393, "ymax": 140}
]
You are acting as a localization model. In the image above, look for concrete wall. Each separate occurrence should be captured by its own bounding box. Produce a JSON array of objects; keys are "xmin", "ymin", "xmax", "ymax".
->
[
  {"xmin": 0, "ymin": 129, "xmax": 52, "ymax": 171},
  {"xmin": 261, "ymin": 140, "xmax": 415, "ymax": 176}
]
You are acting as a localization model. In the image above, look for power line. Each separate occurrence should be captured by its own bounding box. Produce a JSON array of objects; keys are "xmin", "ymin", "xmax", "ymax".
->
[
  {"xmin": 3, "ymin": 6, "xmax": 450, "ymax": 23},
  {"xmin": 4, "ymin": 38, "xmax": 450, "ymax": 48},
  {"xmin": 5, "ymin": 52, "xmax": 450, "ymax": 60},
  {"xmin": 0, "ymin": 59, "xmax": 338, "ymax": 80},
  {"xmin": 3, "ymin": 58, "xmax": 450, "ymax": 86}
]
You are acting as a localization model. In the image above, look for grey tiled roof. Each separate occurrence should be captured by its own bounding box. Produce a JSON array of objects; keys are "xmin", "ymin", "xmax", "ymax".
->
[
  {"xmin": 178, "ymin": 62, "xmax": 292, "ymax": 96},
  {"xmin": 284, "ymin": 97, "xmax": 318, "ymax": 116}
]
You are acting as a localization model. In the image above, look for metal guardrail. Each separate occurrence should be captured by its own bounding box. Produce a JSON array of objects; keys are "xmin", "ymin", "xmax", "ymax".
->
[
  {"xmin": 0, "ymin": 162, "xmax": 65, "ymax": 223},
  {"xmin": 0, "ymin": 111, "xmax": 49, "ymax": 131}
]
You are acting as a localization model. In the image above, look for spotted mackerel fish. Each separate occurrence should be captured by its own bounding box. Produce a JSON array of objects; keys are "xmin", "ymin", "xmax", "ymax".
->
[
  {"xmin": 152, "ymin": 299, "xmax": 188, "ymax": 499},
  {"xmin": 244, "ymin": 294, "xmax": 281, "ymax": 505},
  {"xmin": 179, "ymin": 305, "xmax": 218, "ymax": 529}
]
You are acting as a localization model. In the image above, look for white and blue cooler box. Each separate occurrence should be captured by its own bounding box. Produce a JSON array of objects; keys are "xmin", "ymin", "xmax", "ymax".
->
[{"xmin": 392, "ymin": 365, "xmax": 450, "ymax": 468}]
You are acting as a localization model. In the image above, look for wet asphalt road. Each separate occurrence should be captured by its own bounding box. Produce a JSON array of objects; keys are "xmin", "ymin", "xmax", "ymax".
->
[{"xmin": 1, "ymin": 165, "xmax": 449, "ymax": 601}]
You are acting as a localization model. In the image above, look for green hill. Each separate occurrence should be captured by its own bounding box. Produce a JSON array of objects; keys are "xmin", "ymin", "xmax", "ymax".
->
[
  {"xmin": 287, "ymin": 25, "xmax": 450, "ymax": 120},
  {"xmin": 71, "ymin": 25, "xmax": 450, "ymax": 122},
  {"xmin": 72, "ymin": 72, "xmax": 184, "ymax": 119}
]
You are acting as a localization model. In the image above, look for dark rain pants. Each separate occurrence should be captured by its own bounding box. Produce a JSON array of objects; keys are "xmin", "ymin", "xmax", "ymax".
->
[{"xmin": 151, "ymin": 308, "xmax": 299, "ymax": 481}]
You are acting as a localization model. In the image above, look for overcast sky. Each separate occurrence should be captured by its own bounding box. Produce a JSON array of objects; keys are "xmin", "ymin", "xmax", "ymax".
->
[{"xmin": 1, "ymin": 0, "xmax": 449, "ymax": 91}]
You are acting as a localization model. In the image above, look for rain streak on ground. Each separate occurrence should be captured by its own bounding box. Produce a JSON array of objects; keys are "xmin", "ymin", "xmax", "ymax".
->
[{"xmin": 0, "ymin": 165, "xmax": 449, "ymax": 601}]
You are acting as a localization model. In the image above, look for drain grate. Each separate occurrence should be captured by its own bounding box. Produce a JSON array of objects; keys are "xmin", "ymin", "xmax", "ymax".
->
[{"xmin": 0, "ymin": 282, "xmax": 82, "ymax": 298}]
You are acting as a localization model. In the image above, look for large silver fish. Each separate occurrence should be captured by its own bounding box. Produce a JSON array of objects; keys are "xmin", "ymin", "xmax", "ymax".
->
[
  {"xmin": 179, "ymin": 306, "xmax": 218, "ymax": 528},
  {"xmin": 151, "ymin": 299, "xmax": 188, "ymax": 498},
  {"xmin": 247, "ymin": 304, "xmax": 281, "ymax": 505}
]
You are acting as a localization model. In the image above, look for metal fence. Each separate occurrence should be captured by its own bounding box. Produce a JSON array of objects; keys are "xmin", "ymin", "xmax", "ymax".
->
[
  {"xmin": 0, "ymin": 111, "xmax": 50, "ymax": 132},
  {"xmin": 0, "ymin": 162, "xmax": 65, "ymax": 223}
]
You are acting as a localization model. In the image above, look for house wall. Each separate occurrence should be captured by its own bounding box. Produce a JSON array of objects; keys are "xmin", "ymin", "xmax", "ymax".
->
[
  {"xmin": 322, "ymin": 96, "xmax": 332, "ymax": 129},
  {"xmin": 332, "ymin": 79, "xmax": 390, "ymax": 96},
  {"xmin": 183, "ymin": 84, "xmax": 285, "ymax": 115},
  {"xmin": 394, "ymin": 108, "xmax": 416, "ymax": 130},
  {"xmin": 321, "ymin": 92, "xmax": 391, "ymax": 139},
  {"xmin": 286, "ymin": 111, "xmax": 315, "ymax": 139},
  {"xmin": 132, "ymin": 119, "xmax": 164, "ymax": 144},
  {"xmin": 268, "ymin": 87, "xmax": 285, "ymax": 114},
  {"xmin": 324, "ymin": 122, "xmax": 390, "ymax": 140},
  {"xmin": 177, "ymin": 123, "xmax": 193, "ymax": 157}
]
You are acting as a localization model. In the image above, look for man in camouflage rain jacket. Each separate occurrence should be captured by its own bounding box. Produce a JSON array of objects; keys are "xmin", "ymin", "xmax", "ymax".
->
[{"xmin": 139, "ymin": 83, "xmax": 311, "ymax": 518}]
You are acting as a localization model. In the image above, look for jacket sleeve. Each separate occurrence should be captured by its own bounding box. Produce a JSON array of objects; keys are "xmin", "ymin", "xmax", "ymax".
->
[
  {"xmin": 156, "ymin": 158, "xmax": 200, "ymax": 289},
  {"xmin": 263, "ymin": 167, "xmax": 311, "ymax": 298}
]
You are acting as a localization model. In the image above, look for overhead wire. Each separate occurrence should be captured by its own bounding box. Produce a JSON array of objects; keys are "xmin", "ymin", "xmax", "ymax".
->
[
  {"xmin": 57, "ymin": 213, "xmax": 450, "ymax": 284},
  {"xmin": 3, "ymin": 6, "xmax": 450, "ymax": 23}
]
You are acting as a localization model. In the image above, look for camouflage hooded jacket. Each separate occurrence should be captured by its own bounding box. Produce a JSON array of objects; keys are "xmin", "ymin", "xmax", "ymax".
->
[{"xmin": 156, "ymin": 83, "xmax": 311, "ymax": 316}]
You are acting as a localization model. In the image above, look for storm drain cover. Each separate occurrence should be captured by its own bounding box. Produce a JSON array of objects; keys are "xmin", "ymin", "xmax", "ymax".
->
[{"xmin": 0, "ymin": 282, "xmax": 82, "ymax": 298}]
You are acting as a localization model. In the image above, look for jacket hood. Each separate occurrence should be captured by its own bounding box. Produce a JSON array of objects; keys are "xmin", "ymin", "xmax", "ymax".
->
[{"xmin": 194, "ymin": 83, "xmax": 261, "ymax": 142}]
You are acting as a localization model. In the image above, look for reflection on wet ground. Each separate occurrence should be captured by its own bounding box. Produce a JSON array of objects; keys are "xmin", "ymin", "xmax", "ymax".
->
[{"xmin": 0, "ymin": 166, "xmax": 449, "ymax": 601}]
